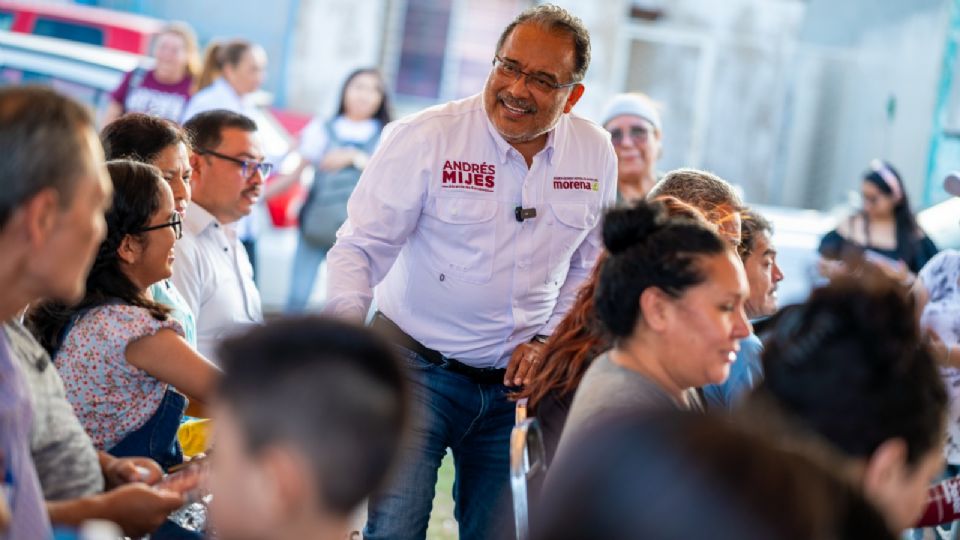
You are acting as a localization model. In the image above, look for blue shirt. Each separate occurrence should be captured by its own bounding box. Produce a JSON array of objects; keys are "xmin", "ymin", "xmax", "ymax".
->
[
  {"xmin": 703, "ymin": 333, "xmax": 764, "ymax": 411},
  {"xmin": 150, "ymin": 280, "xmax": 197, "ymax": 349},
  {"xmin": 0, "ymin": 331, "xmax": 52, "ymax": 539}
]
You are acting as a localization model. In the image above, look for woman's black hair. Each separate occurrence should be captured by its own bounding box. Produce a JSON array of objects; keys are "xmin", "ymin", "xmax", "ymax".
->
[
  {"xmin": 536, "ymin": 410, "xmax": 897, "ymax": 540},
  {"xmin": 595, "ymin": 199, "xmax": 728, "ymax": 338},
  {"xmin": 757, "ymin": 273, "xmax": 947, "ymax": 466},
  {"xmin": 862, "ymin": 161, "xmax": 923, "ymax": 265},
  {"xmin": 335, "ymin": 68, "xmax": 392, "ymax": 127},
  {"xmin": 101, "ymin": 113, "xmax": 192, "ymax": 163},
  {"xmin": 27, "ymin": 160, "xmax": 172, "ymax": 356}
]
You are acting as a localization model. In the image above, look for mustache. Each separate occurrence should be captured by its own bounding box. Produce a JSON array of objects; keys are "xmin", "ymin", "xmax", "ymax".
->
[{"xmin": 498, "ymin": 91, "xmax": 537, "ymax": 114}]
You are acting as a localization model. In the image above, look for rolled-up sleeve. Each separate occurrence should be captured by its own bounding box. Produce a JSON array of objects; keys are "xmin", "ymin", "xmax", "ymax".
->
[
  {"xmin": 324, "ymin": 122, "xmax": 431, "ymax": 320},
  {"xmin": 541, "ymin": 142, "xmax": 617, "ymax": 335}
]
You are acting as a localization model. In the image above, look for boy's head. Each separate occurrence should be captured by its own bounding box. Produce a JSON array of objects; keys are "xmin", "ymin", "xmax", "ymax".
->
[{"xmin": 211, "ymin": 317, "xmax": 408, "ymax": 539}]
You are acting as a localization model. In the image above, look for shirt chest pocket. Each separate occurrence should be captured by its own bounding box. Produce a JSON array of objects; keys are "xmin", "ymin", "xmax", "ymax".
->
[
  {"xmin": 433, "ymin": 198, "xmax": 499, "ymax": 284},
  {"xmin": 545, "ymin": 202, "xmax": 599, "ymax": 285}
]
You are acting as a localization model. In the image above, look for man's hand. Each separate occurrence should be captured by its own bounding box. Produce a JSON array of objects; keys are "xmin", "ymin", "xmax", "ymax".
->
[
  {"xmin": 48, "ymin": 483, "xmax": 184, "ymax": 538},
  {"xmin": 99, "ymin": 484, "xmax": 184, "ymax": 537},
  {"xmin": 99, "ymin": 452, "xmax": 163, "ymax": 488},
  {"xmin": 504, "ymin": 341, "xmax": 547, "ymax": 387}
]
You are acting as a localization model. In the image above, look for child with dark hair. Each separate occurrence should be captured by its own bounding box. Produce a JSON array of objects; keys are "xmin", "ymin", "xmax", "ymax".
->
[
  {"xmin": 554, "ymin": 200, "xmax": 750, "ymax": 456},
  {"xmin": 27, "ymin": 160, "xmax": 219, "ymax": 470},
  {"xmin": 101, "ymin": 113, "xmax": 197, "ymax": 347},
  {"xmin": 210, "ymin": 317, "xmax": 408, "ymax": 540},
  {"xmin": 751, "ymin": 274, "xmax": 947, "ymax": 532}
]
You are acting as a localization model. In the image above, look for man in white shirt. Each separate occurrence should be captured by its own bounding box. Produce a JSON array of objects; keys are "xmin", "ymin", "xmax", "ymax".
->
[
  {"xmin": 175, "ymin": 110, "xmax": 267, "ymax": 362},
  {"xmin": 325, "ymin": 6, "xmax": 616, "ymax": 540},
  {"xmin": 181, "ymin": 42, "xmax": 269, "ymax": 282}
]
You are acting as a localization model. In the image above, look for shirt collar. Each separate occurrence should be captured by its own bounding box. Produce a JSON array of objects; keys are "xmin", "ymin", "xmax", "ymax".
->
[
  {"xmin": 183, "ymin": 203, "xmax": 223, "ymax": 236},
  {"xmin": 213, "ymin": 77, "xmax": 247, "ymax": 107},
  {"xmin": 481, "ymin": 98, "xmax": 562, "ymax": 166}
]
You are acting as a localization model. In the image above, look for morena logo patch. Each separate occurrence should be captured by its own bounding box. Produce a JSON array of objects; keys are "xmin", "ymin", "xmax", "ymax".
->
[
  {"xmin": 553, "ymin": 176, "xmax": 599, "ymax": 191},
  {"xmin": 441, "ymin": 160, "xmax": 496, "ymax": 193}
]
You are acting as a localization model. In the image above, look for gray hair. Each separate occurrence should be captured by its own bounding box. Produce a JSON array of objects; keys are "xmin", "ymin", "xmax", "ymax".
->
[
  {"xmin": 495, "ymin": 4, "xmax": 591, "ymax": 83},
  {"xmin": 647, "ymin": 168, "xmax": 744, "ymax": 224}
]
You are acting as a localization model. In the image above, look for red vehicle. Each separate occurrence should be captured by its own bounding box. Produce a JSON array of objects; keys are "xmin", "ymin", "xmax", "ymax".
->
[{"xmin": 0, "ymin": 0, "xmax": 163, "ymax": 54}]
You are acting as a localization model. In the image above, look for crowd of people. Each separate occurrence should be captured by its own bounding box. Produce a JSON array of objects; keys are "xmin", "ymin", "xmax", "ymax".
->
[{"xmin": 1, "ymin": 3, "xmax": 959, "ymax": 540}]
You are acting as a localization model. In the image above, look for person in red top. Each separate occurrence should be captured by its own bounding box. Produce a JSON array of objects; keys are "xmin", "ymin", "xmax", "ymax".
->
[{"xmin": 103, "ymin": 22, "xmax": 200, "ymax": 124}]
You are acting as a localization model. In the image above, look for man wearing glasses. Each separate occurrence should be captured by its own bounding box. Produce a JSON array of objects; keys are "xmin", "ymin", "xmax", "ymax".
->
[
  {"xmin": 325, "ymin": 5, "xmax": 616, "ymax": 540},
  {"xmin": 175, "ymin": 109, "xmax": 269, "ymax": 362}
]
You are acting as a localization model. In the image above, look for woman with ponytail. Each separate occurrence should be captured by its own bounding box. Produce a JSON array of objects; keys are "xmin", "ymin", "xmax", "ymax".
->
[
  {"xmin": 554, "ymin": 199, "xmax": 750, "ymax": 456},
  {"xmin": 180, "ymin": 39, "xmax": 267, "ymax": 123},
  {"xmin": 26, "ymin": 160, "xmax": 220, "ymax": 470}
]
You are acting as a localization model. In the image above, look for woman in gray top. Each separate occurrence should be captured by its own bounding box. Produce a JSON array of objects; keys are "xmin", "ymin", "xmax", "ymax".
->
[{"xmin": 558, "ymin": 200, "xmax": 751, "ymax": 451}]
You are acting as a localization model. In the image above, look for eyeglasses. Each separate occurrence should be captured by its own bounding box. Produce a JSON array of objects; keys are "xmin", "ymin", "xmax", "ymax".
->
[
  {"xmin": 609, "ymin": 125, "xmax": 653, "ymax": 146},
  {"xmin": 196, "ymin": 148, "xmax": 273, "ymax": 180},
  {"xmin": 136, "ymin": 213, "xmax": 183, "ymax": 240},
  {"xmin": 492, "ymin": 56, "xmax": 579, "ymax": 93}
]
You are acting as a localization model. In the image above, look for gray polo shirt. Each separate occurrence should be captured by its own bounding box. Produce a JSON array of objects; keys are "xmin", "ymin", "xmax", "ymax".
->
[{"xmin": 7, "ymin": 321, "xmax": 103, "ymax": 500}]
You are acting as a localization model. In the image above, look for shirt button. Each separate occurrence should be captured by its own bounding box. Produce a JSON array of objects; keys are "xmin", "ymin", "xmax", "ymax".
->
[{"xmin": 439, "ymin": 273, "xmax": 445, "ymax": 282}]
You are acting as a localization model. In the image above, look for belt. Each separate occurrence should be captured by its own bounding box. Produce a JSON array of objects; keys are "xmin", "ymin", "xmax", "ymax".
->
[{"xmin": 371, "ymin": 312, "xmax": 507, "ymax": 385}]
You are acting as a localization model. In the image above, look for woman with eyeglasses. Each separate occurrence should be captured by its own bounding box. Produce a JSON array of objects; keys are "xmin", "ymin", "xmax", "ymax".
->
[
  {"xmin": 818, "ymin": 160, "xmax": 938, "ymax": 282},
  {"xmin": 27, "ymin": 160, "xmax": 220, "ymax": 470},
  {"xmin": 601, "ymin": 93, "xmax": 663, "ymax": 204},
  {"xmin": 101, "ymin": 113, "xmax": 197, "ymax": 348}
]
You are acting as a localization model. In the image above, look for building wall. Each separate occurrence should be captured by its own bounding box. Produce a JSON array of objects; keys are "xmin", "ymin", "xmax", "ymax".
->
[
  {"xmin": 284, "ymin": 0, "xmax": 387, "ymax": 116},
  {"xmin": 782, "ymin": 0, "xmax": 949, "ymax": 210},
  {"xmin": 91, "ymin": 0, "xmax": 951, "ymax": 210}
]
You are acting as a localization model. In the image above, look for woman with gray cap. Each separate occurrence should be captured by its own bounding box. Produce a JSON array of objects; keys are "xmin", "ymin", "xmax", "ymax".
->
[{"xmin": 601, "ymin": 93, "xmax": 663, "ymax": 203}]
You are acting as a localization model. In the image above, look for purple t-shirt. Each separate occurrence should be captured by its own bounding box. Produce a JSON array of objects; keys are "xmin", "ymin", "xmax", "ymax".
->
[
  {"xmin": 110, "ymin": 68, "xmax": 193, "ymax": 122},
  {"xmin": 0, "ymin": 332, "xmax": 52, "ymax": 539}
]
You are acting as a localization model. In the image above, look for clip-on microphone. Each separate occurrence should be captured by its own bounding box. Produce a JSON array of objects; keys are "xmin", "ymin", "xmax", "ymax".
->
[{"xmin": 515, "ymin": 206, "xmax": 537, "ymax": 222}]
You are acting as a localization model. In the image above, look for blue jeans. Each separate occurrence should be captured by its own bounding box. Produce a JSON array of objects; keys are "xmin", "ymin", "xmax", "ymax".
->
[
  {"xmin": 285, "ymin": 234, "xmax": 327, "ymax": 313},
  {"xmin": 363, "ymin": 347, "xmax": 515, "ymax": 540}
]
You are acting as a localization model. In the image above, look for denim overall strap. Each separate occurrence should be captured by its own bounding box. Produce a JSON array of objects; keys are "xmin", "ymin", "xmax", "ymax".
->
[{"xmin": 108, "ymin": 387, "xmax": 187, "ymax": 470}]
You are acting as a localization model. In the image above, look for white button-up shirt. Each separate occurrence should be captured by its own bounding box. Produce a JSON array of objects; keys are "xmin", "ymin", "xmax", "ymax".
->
[
  {"xmin": 326, "ymin": 94, "xmax": 616, "ymax": 368},
  {"xmin": 181, "ymin": 78, "xmax": 262, "ymax": 242},
  {"xmin": 172, "ymin": 204, "xmax": 262, "ymax": 362},
  {"xmin": 180, "ymin": 77, "xmax": 258, "ymax": 124}
]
